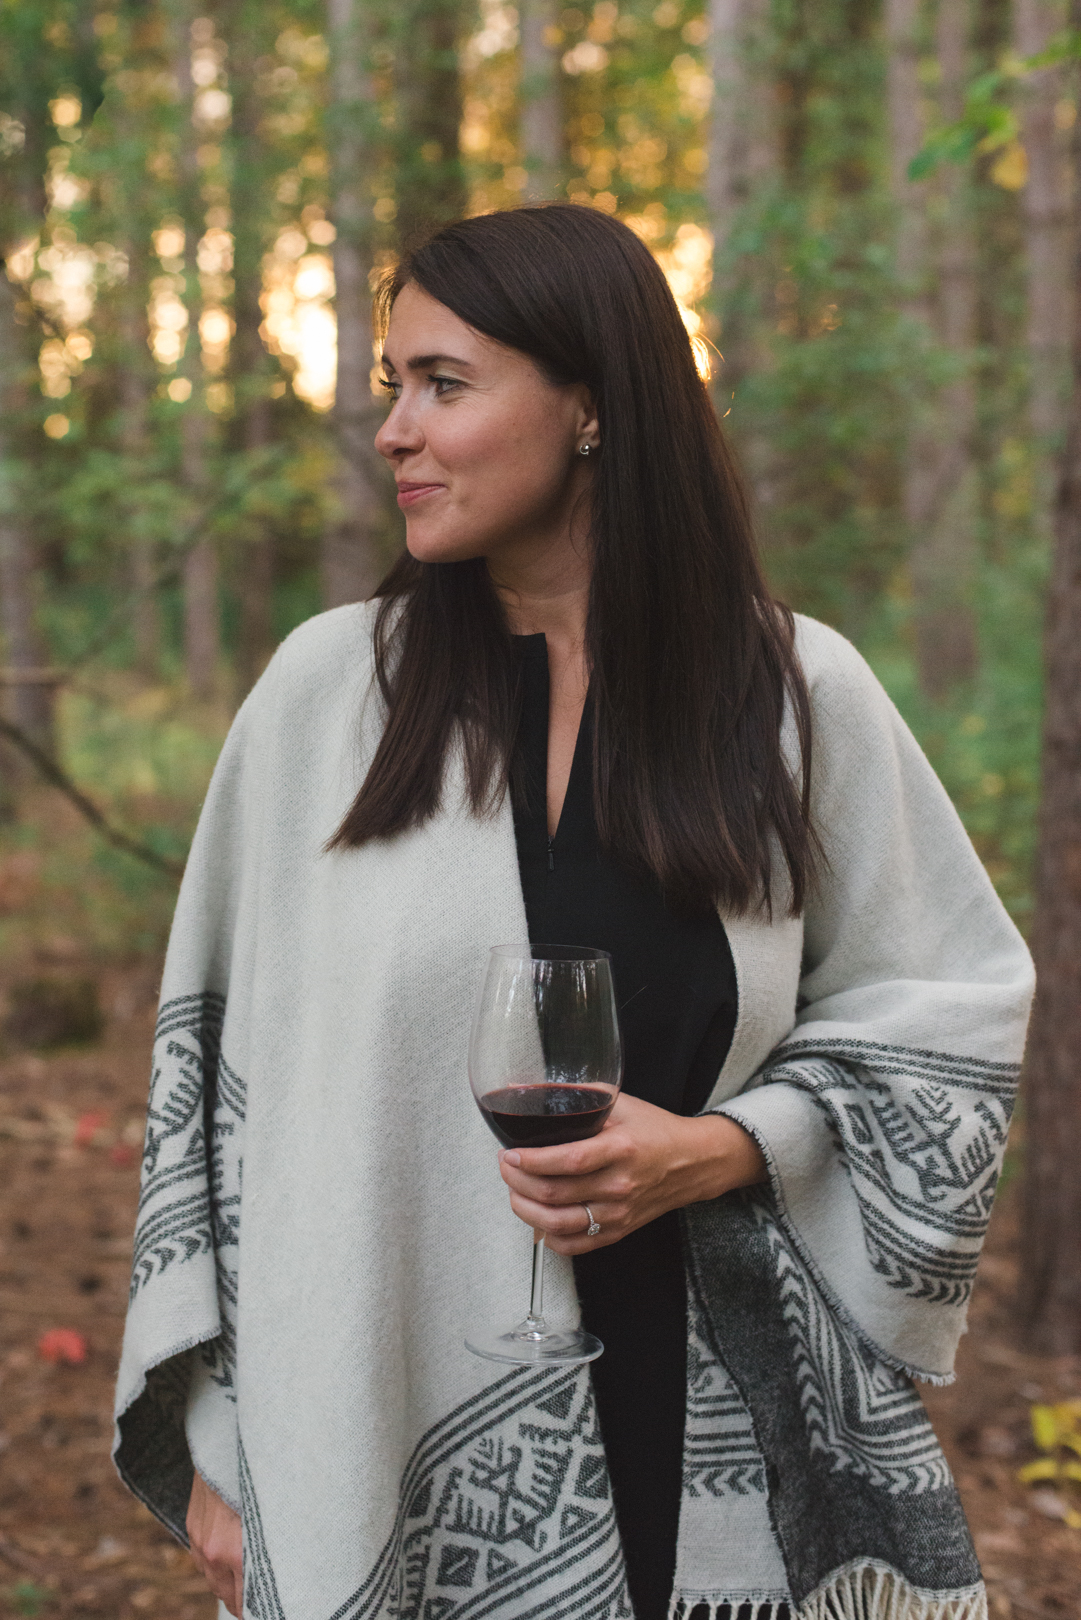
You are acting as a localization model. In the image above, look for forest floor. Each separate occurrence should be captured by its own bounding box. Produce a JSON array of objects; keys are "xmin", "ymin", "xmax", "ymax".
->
[{"xmin": 0, "ymin": 960, "xmax": 1079, "ymax": 1620}]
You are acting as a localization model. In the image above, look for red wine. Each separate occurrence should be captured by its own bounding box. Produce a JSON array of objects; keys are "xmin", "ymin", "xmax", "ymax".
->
[{"xmin": 479, "ymin": 1084, "xmax": 615, "ymax": 1149}]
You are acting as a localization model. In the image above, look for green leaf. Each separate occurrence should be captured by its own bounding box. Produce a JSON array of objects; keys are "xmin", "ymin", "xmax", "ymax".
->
[{"xmin": 8, "ymin": 1581, "xmax": 51, "ymax": 1618}]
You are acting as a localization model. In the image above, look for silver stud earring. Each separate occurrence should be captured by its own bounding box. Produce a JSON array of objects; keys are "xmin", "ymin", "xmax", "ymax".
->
[{"xmin": 579, "ymin": 443, "xmax": 593, "ymax": 457}]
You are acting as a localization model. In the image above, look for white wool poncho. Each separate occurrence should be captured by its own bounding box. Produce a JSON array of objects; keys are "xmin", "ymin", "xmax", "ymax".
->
[{"xmin": 113, "ymin": 604, "xmax": 1034, "ymax": 1620}]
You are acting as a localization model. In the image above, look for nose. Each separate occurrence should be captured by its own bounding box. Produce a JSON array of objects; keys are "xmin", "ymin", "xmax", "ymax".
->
[{"xmin": 374, "ymin": 396, "xmax": 424, "ymax": 463}]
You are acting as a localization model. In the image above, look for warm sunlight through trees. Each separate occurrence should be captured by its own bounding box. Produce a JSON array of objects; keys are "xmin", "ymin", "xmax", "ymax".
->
[{"xmin": 0, "ymin": 0, "xmax": 1079, "ymax": 1352}]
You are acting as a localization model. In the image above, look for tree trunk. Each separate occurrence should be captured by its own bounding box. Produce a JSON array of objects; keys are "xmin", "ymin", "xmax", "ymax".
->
[
  {"xmin": 172, "ymin": 0, "xmax": 220, "ymax": 696},
  {"xmin": 0, "ymin": 247, "xmax": 54, "ymax": 772},
  {"xmin": 908, "ymin": 0, "xmax": 979, "ymax": 699},
  {"xmin": 708, "ymin": 0, "xmax": 745, "ymax": 263},
  {"xmin": 228, "ymin": 0, "xmax": 276, "ymax": 694},
  {"xmin": 395, "ymin": 0, "xmax": 468, "ymax": 243},
  {"xmin": 706, "ymin": 0, "xmax": 776, "ymax": 482},
  {"xmin": 887, "ymin": 0, "xmax": 978, "ymax": 700},
  {"xmin": 102, "ymin": 9, "xmax": 160, "ymax": 679},
  {"xmin": 706, "ymin": 0, "xmax": 776, "ymax": 246},
  {"xmin": 120, "ymin": 241, "xmax": 160, "ymax": 677},
  {"xmin": 1019, "ymin": 0, "xmax": 1081, "ymax": 1356},
  {"xmin": 236, "ymin": 397, "xmax": 274, "ymax": 695},
  {"xmin": 885, "ymin": 0, "xmax": 937, "ymax": 642},
  {"xmin": 884, "ymin": 0, "xmax": 926, "ymax": 292},
  {"xmin": 0, "ymin": 521, "xmax": 54, "ymax": 757},
  {"xmin": 1014, "ymin": 0, "xmax": 1073, "ymax": 447},
  {"xmin": 519, "ymin": 0, "xmax": 562, "ymax": 200},
  {"xmin": 0, "ymin": 18, "xmax": 63, "ymax": 800},
  {"xmin": 323, "ymin": 0, "xmax": 386, "ymax": 609},
  {"xmin": 181, "ymin": 414, "xmax": 218, "ymax": 700},
  {"xmin": 131, "ymin": 534, "xmax": 160, "ymax": 678}
]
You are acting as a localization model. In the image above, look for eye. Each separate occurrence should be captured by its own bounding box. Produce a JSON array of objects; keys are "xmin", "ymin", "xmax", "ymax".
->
[
  {"xmin": 430, "ymin": 374, "xmax": 463, "ymax": 396},
  {"xmin": 379, "ymin": 376, "xmax": 401, "ymax": 398}
]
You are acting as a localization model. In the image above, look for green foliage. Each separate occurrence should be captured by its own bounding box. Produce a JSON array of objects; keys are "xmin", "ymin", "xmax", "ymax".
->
[
  {"xmin": 722, "ymin": 0, "xmax": 910, "ymax": 625},
  {"xmin": 910, "ymin": 29, "xmax": 1081, "ymax": 180},
  {"xmin": 5, "ymin": 1581, "xmax": 52, "ymax": 1618},
  {"xmin": 0, "ymin": 0, "xmax": 1060, "ymax": 958}
]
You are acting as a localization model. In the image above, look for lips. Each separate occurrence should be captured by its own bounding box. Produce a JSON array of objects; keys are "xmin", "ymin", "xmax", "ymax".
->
[{"xmin": 396, "ymin": 481, "xmax": 445, "ymax": 508}]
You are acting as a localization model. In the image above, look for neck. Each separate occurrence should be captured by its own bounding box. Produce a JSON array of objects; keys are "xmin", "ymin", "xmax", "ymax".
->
[{"xmin": 487, "ymin": 535, "xmax": 591, "ymax": 662}]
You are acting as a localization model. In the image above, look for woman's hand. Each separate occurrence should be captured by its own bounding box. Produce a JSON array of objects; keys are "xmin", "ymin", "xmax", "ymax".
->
[
  {"xmin": 187, "ymin": 1470, "xmax": 243, "ymax": 1617},
  {"xmin": 497, "ymin": 1092, "xmax": 767, "ymax": 1255}
]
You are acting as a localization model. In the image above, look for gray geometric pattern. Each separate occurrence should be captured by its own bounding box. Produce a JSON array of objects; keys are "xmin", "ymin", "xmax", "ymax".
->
[
  {"xmin": 240, "ymin": 1366, "xmax": 632, "ymax": 1620},
  {"xmin": 759, "ymin": 1199, "xmax": 954, "ymax": 1496},
  {"xmin": 762, "ymin": 1037, "xmax": 1018, "ymax": 1306},
  {"xmin": 131, "ymin": 992, "xmax": 244, "ymax": 1397},
  {"xmin": 683, "ymin": 1296, "xmax": 767, "ymax": 1499},
  {"xmin": 241, "ymin": 1439, "xmax": 286, "ymax": 1620}
]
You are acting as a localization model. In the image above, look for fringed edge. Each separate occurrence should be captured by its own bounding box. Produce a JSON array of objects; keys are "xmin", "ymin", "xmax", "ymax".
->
[
  {"xmin": 668, "ymin": 1595, "xmax": 791, "ymax": 1619},
  {"xmin": 796, "ymin": 1560, "xmax": 986, "ymax": 1620},
  {"xmin": 667, "ymin": 1564, "xmax": 987, "ymax": 1620}
]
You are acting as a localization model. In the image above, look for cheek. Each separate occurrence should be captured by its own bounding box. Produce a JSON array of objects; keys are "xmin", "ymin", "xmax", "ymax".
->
[
  {"xmin": 431, "ymin": 404, "xmax": 536, "ymax": 479},
  {"xmin": 454, "ymin": 411, "xmax": 569, "ymax": 510},
  {"xmin": 403, "ymin": 395, "xmax": 575, "ymax": 564}
]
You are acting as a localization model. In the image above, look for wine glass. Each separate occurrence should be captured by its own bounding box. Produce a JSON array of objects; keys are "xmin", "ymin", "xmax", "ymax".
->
[{"xmin": 466, "ymin": 944, "xmax": 623, "ymax": 1366}]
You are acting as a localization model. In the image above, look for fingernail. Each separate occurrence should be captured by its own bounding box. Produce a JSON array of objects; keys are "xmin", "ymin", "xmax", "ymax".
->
[{"xmin": 504, "ymin": 1151, "xmax": 521, "ymax": 1167}]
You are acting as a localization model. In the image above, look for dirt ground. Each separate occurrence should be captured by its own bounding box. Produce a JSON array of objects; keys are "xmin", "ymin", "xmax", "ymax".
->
[{"xmin": 1, "ymin": 963, "xmax": 1079, "ymax": 1620}]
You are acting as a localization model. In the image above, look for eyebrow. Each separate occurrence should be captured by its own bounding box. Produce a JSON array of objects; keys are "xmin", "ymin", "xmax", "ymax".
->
[{"xmin": 381, "ymin": 351, "xmax": 476, "ymax": 374}]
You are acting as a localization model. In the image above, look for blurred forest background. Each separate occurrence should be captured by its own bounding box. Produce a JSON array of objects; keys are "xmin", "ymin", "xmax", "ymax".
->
[
  {"xmin": 1, "ymin": 0, "xmax": 1080, "ymax": 1339},
  {"xmin": 0, "ymin": 0, "xmax": 1075, "ymax": 952},
  {"xmin": 3, "ymin": 4, "xmax": 1081, "ymax": 1607}
]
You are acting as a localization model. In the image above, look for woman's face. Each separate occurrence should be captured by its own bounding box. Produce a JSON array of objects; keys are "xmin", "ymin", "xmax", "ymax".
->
[{"xmin": 375, "ymin": 282, "xmax": 598, "ymax": 568}]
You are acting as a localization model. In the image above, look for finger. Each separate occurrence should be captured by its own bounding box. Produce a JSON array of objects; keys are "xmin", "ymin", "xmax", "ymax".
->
[
  {"xmin": 500, "ymin": 1128, "xmax": 628, "ymax": 1181},
  {"xmin": 501, "ymin": 1162, "xmax": 631, "ymax": 1208},
  {"xmin": 508, "ymin": 1191, "xmax": 615, "ymax": 1238},
  {"xmin": 206, "ymin": 1555, "xmax": 242, "ymax": 1612},
  {"xmin": 207, "ymin": 1566, "xmax": 239, "ymax": 1612},
  {"xmin": 545, "ymin": 1224, "xmax": 624, "ymax": 1255},
  {"xmin": 544, "ymin": 1208, "xmax": 628, "ymax": 1255}
]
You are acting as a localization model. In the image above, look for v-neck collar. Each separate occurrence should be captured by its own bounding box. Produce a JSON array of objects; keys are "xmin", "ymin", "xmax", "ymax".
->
[{"xmin": 513, "ymin": 632, "xmax": 594, "ymax": 851}]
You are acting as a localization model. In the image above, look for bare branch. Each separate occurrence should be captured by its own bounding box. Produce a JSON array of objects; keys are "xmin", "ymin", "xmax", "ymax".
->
[{"xmin": 0, "ymin": 716, "xmax": 184, "ymax": 880}]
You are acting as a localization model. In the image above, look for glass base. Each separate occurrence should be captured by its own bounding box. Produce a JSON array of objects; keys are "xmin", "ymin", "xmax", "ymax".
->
[{"xmin": 465, "ymin": 1319, "xmax": 604, "ymax": 1366}]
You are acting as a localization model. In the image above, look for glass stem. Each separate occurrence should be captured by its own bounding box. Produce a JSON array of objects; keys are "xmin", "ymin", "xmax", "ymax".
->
[{"xmin": 526, "ymin": 1232, "xmax": 547, "ymax": 1331}]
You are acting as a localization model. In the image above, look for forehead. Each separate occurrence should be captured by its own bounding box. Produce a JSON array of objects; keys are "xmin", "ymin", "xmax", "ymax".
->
[
  {"xmin": 384, "ymin": 283, "xmax": 486, "ymax": 360},
  {"xmin": 383, "ymin": 282, "xmax": 545, "ymax": 384}
]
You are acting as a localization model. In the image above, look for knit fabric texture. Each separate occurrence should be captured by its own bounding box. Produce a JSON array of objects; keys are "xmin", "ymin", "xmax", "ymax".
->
[{"xmin": 113, "ymin": 604, "xmax": 1034, "ymax": 1620}]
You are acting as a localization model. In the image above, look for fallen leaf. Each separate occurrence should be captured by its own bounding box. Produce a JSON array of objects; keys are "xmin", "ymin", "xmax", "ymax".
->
[
  {"xmin": 976, "ymin": 1529, "xmax": 1022, "ymax": 1554},
  {"xmin": 37, "ymin": 1328, "xmax": 88, "ymax": 1366},
  {"xmin": 91, "ymin": 1537, "xmax": 126, "ymax": 1565},
  {"xmin": 73, "ymin": 1110, "xmax": 110, "ymax": 1148},
  {"xmin": 979, "ymin": 1426, "xmax": 1017, "ymax": 1458},
  {"xmin": 1029, "ymin": 1487, "xmax": 1068, "ymax": 1520}
]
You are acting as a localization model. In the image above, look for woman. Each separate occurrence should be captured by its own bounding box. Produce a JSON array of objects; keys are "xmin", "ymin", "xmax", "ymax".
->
[{"xmin": 115, "ymin": 206, "xmax": 1033, "ymax": 1620}]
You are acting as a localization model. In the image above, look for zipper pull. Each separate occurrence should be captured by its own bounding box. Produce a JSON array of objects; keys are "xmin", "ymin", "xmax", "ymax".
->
[{"xmin": 547, "ymin": 837, "xmax": 555, "ymax": 872}]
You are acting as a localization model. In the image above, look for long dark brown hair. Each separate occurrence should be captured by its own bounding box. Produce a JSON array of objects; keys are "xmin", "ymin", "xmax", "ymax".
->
[{"xmin": 329, "ymin": 205, "xmax": 815, "ymax": 917}]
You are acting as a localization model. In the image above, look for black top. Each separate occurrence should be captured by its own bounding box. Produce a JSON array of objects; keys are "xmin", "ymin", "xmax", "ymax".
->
[{"xmin": 510, "ymin": 634, "xmax": 739, "ymax": 1620}]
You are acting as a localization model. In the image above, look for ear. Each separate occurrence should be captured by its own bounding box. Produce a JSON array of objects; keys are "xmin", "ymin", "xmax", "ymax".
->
[{"xmin": 570, "ymin": 384, "xmax": 600, "ymax": 450}]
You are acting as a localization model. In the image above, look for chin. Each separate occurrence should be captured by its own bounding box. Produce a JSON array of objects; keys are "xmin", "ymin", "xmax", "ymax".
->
[{"xmin": 405, "ymin": 526, "xmax": 492, "ymax": 566}]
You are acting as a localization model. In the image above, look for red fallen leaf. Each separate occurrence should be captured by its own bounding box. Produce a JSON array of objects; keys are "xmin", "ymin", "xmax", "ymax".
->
[
  {"xmin": 74, "ymin": 1110, "xmax": 110, "ymax": 1147},
  {"xmin": 37, "ymin": 1328, "xmax": 88, "ymax": 1365},
  {"xmin": 109, "ymin": 1142, "xmax": 137, "ymax": 1168}
]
